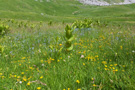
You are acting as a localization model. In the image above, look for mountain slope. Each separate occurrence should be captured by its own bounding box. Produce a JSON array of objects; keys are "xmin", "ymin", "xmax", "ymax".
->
[{"xmin": 0, "ymin": 0, "xmax": 135, "ymax": 23}]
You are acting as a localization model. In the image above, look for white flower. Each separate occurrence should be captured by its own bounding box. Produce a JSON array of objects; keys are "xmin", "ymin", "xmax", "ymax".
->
[
  {"xmin": 132, "ymin": 50, "xmax": 135, "ymax": 53},
  {"xmin": 42, "ymin": 64, "xmax": 45, "ymax": 66},
  {"xmin": 80, "ymin": 55, "xmax": 84, "ymax": 58},
  {"xmin": 19, "ymin": 81, "xmax": 22, "ymax": 84}
]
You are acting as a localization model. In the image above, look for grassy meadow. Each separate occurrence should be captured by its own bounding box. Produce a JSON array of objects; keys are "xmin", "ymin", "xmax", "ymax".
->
[{"xmin": 0, "ymin": 0, "xmax": 135, "ymax": 90}]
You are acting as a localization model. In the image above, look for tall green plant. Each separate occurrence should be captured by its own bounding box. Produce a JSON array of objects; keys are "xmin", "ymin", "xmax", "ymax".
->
[{"xmin": 65, "ymin": 25, "xmax": 75, "ymax": 51}]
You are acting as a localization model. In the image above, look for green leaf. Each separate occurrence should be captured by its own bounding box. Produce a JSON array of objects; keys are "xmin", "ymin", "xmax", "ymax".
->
[
  {"xmin": 67, "ymin": 44, "xmax": 73, "ymax": 51},
  {"xmin": 68, "ymin": 36, "xmax": 74, "ymax": 42}
]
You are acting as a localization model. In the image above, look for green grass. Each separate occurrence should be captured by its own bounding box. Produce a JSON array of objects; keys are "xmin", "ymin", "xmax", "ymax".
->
[
  {"xmin": 0, "ymin": 18, "xmax": 135, "ymax": 90},
  {"xmin": 0, "ymin": 0, "xmax": 135, "ymax": 90},
  {"xmin": 0, "ymin": 0, "xmax": 135, "ymax": 23}
]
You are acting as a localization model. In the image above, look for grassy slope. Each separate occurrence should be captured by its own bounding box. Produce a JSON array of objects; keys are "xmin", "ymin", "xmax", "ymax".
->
[
  {"xmin": 0, "ymin": 0, "xmax": 135, "ymax": 23},
  {"xmin": 0, "ymin": 0, "xmax": 135, "ymax": 90}
]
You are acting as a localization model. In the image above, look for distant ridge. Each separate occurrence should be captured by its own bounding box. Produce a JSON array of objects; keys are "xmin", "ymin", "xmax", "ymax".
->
[{"xmin": 79, "ymin": 0, "xmax": 135, "ymax": 6}]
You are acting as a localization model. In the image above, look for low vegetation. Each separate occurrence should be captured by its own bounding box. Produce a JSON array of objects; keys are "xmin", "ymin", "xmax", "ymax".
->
[
  {"xmin": 0, "ymin": 18, "xmax": 135, "ymax": 90},
  {"xmin": 0, "ymin": 0, "xmax": 135, "ymax": 90}
]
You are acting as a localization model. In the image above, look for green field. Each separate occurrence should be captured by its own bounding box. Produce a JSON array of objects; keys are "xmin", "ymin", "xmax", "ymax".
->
[{"xmin": 0, "ymin": 0, "xmax": 135, "ymax": 90}]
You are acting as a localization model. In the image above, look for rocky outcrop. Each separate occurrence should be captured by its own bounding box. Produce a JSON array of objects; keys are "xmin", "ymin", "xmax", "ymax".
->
[{"xmin": 78, "ymin": 0, "xmax": 135, "ymax": 6}]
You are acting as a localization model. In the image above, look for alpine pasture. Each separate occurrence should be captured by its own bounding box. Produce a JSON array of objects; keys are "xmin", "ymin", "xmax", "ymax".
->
[{"xmin": 0, "ymin": 0, "xmax": 135, "ymax": 90}]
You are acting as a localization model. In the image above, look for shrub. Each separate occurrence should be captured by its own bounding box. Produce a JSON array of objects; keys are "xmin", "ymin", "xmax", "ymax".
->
[{"xmin": 0, "ymin": 24, "xmax": 9, "ymax": 36}]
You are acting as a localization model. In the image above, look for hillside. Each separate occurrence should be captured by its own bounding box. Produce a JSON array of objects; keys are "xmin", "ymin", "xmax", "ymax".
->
[
  {"xmin": 0, "ymin": 0, "xmax": 135, "ymax": 90},
  {"xmin": 0, "ymin": 0, "xmax": 135, "ymax": 23}
]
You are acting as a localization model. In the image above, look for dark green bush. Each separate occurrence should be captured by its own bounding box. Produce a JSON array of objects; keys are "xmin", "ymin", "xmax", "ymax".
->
[{"xmin": 0, "ymin": 24, "xmax": 9, "ymax": 36}]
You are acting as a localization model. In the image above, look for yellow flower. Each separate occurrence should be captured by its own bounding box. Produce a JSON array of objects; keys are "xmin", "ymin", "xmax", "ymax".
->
[
  {"xmin": 63, "ymin": 89, "xmax": 66, "ymax": 90},
  {"xmin": 22, "ymin": 57, "xmax": 26, "ymax": 59},
  {"xmin": 51, "ymin": 59, "xmax": 54, "ymax": 61},
  {"xmin": 93, "ymin": 84, "xmax": 96, "ymax": 87},
  {"xmin": 59, "ymin": 44, "xmax": 62, "ymax": 46},
  {"xmin": 0, "ymin": 73, "xmax": 2, "ymax": 75},
  {"xmin": 76, "ymin": 80, "xmax": 80, "ymax": 84},
  {"xmin": 110, "ymin": 64, "xmax": 113, "ymax": 66},
  {"xmin": 37, "ymin": 87, "xmax": 41, "ymax": 90},
  {"xmin": 40, "ymin": 60, "xmax": 43, "ymax": 63},
  {"xmin": 104, "ymin": 68, "xmax": 108, "ymax": 70},
  {"xmin": 57, "ymin": 59, "xmax": 60, "ymax": 62},
  {"xmin": 14, "ymin": 75, "xmax": 17, "ymax": 77},
  {"xmin": 27, "ymin": 82, "xmax": 30, "ymax": 86},
  {"xmin": 77, "ymin": 89, "xmax": 81, "ymax": 90},
  {"xmin": 114, "ymin": 64, "xmax": 117, "ymax": 66},
  {"xmin": 23, "ymin": 77, "xmax": 27, "ymax": 81},
  {"xmin": 21, "ymin": 72, "xmax": 24, "ymax": 74},
  {"xmin": 95, "ymin": 55, "xmax": 98, "ymax": 58},
  {"xmin": 120, "ymin": 46, "xmax": 123, "ymax": 50},
  {"xmin": 83, "ymin": 63, "xmax": 85, "ymax": 66},
  {"xmin": 102, "ymin": 61, "xmax": 107, "ymax": 64},
  {"xmin": 68, "ymin": 88, "xmax": 70, "ymax": 90},
  {"xmin": 40, "ymin": 76, "xmax": 43, "ymax": 79}
]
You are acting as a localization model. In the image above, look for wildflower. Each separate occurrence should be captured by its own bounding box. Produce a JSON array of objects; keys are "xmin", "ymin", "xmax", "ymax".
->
[
  {"xmin": 21, "ymin": 72, "xmax": 24, "ymax": 74},
  {"xmin": 83, "ymin": 63, "xmax": 85, "ymax": 66},
  {"xmin": 27, "ymin": 82, "xmax": 30, "ymax": 86},
  {"xmin": 0, "ymin": 73, "xmax": 2, "ymax": 75},
  {"xmin": 93, "ymin": 84, "xmax": 96, "ymax": 87},
  {"xmin": 102, "ymin": 61, "xmax": 107, "ymax": 64},
  {"xmin": 114, "ymin": 64, "xmax": 117, "ymax": 66},
  {"xmin": 68, "ymin": 88, "xmax": 70, "ymax": 90},
  {"xmin": 132, "ymin": 50, "xmax": 135, "ymax": 53},
  {"xmin": 42, "ymin": 64, "xmax": 45, "ymax": 66},
  {"xmin": 23, "ymin": 78, "xmax": 27, "ymax": 81},
  {"xmin": 63, "ymin": 89, "xmax": 66, "ymax": 90},
  {"xmin": 40, "ymin": 76, "xmax": 43, "ymax": 79},
  {"xmin": 104, "ymin": 68, "xmax": 108, "ymax": 70},
  {"xmin": 91, "ymin": 78, "xmax": 95, "ymax": 81},
  {"xmin": 77, "ymin": 89, "xmax": 81, "ymax": 90},
  {"xmin": 51, "ymin": 59, "xmax": 54, "ymax": 61},
  {"xmin": 95, "ymin": 55, "xmax": 98, "ymax": 58},
  {"xmin": 22, "ymin": 57, "xmax": 26, "ymax": 59},
  {"xmin": 120, "ymin": 46, "xmax": 123, "ymax": 50},
  {"xmin": 59, "ymin": 44, "xmax": 62, "ymax": 46},
  {"xmin": 57, "ymin": 59, "xmax": 60, "ymax": 62},
  {"xmin": 19, "ymin": 81, "xmax": 22, "ymax": 84},
  {"xmin": 76, "ymin": 80, "xmax": 80, "ymax": 84},
  {"xmin": 80, "ymin": 55, "xmax": 84, "ymax": 58},
  {"xmin": 14, "ymin": 75, "xmax": 16, "ymax": 77},
  {"xmin": 40, "ymin": 60, "xmax": 43, "ymax": 63},
  {"xmin": 78, "ymin": 52, "xmax": 81, "ymax": 53},
  {"xmin": 110, "ymin": 64, "xmax": 113, "ymax": 66},
  {"xmin": 37, "ymin": 87, "xmax": 41, "ymax": 90},
  {"xmin": 38, "ymin": 49, "xmax": 41, "ymax": 53}
]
